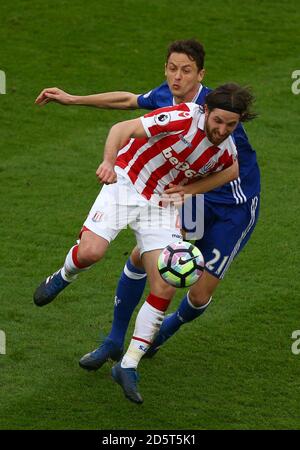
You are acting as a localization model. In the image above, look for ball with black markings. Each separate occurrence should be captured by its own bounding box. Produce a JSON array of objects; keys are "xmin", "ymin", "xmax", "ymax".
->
[{"xmin": 157, "ymin": 241, "xmax": 205, "ymax": 288}]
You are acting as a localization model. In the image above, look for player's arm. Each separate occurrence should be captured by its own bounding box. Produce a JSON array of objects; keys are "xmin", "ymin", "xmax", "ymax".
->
[
  {"xmin": 96, "ymin": 118, "xmax": 146, "ymax": 184},
  {"xmin": 184, "ymin": 159, "xmax": 239, "ymax": 195},
  {"xmin": 35, "ymin": 87, "xmax": 139, "ymax": 109},
  {"xmin": 163, "ymin": 159, "xmax": 239, "ymax": 204}
]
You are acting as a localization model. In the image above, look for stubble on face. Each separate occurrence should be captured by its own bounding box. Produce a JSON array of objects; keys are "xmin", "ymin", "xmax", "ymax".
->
[{"xmin": 204, "ymin": 109, "xmax": 240, "ymax": 146}]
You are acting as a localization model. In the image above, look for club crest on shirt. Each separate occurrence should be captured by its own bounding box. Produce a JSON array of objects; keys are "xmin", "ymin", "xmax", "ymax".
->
[
  {"xmin": 198, "ymin": 160, "xmax": 217, "ymax": 175},
  {"xmin": 154, "ymin": 112, "xmax": 171, "ymax": 126}
]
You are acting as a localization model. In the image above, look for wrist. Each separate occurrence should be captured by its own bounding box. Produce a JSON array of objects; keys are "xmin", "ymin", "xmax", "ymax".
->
[
  {"xmin": 103, "ymin": 157, "xmax": 115, "ymax": 166},
  {"xmin": 70, "ymin": 95, "xmax": 81, "ymax": 105},
  {"xmin": 183, "ymin": 184, "xmax": 193, "ymax": 195}
]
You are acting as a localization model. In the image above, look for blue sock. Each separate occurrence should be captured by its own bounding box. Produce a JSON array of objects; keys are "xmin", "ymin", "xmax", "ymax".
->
[
  {"xmin": 107, "ymin": 258, "xmax": 147, "ymax": 348},
  {"xmin": 156, "ymin": 294, "xmax": 212, "ymax": 343}
]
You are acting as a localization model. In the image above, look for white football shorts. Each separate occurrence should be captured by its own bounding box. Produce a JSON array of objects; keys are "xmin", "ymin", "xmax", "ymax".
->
[{"xmin": 83, "ymin": 170, "xmax": 182, "ymax": 255}]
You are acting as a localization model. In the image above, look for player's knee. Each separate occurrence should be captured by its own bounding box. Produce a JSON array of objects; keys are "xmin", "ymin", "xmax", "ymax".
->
[
  {"xmin": 77, "ymin": 243, "xmax": 105, "ymax": 265},
  {"xmin": 188, "ymin": 270, "xmax": 219, "ymax": 306},
  {"xmin": 188, "ymin": 285, "xmax": 212, "ymax": 307},
  {"xmin": 130, "ymin": 246, "xmax": 144, "ymax": 269},
  {"xmin": 151, "ymin": 281, "xmax": 175, "ymax": 300}
]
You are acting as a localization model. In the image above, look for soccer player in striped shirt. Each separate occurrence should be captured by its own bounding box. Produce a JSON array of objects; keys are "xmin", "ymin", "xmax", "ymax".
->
[
  {"xmin": 34, "ymin": 83, "xmax": 256, "ymax": 403},
  {"xmin": 35, "ymin": 41, "xmax": 260, "ymax": 375}
]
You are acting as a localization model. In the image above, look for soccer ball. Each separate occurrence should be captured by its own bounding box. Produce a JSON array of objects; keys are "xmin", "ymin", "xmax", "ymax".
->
[{"xmin": 157, "ymin": 241, "xmax": 205, "ymax": 288}]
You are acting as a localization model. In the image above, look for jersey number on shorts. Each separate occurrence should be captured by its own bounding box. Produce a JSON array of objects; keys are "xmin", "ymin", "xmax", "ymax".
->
[{"xmin": 206, "ymin": 248, "xmax": 229, "ymax": 275}]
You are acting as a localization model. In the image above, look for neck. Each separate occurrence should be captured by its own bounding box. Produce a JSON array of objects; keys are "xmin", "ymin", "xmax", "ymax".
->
[{"xmin": 173, "ymin": 83, "xmax": 201, "ymax": 104}]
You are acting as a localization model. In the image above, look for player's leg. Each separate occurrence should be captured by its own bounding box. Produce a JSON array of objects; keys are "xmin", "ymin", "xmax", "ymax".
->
[
  {"xmin": 79, "ymin": 245, "xmax": 147, "ymax": 371},
  {"xmin": 146, "ymin": 195, "xmax": 260, "ymax": 356},
  {"xmin": 111, "ymin": 204, "xmax": 182, "ymax": 403},
  {"xmin": 33, "ymin": 182, "xmax": 124, "ymax": 307},
  {"xmin": 33, "ymin": 229, "xmax": 109, "ymax": 306},
  {"xmin": 109, "ymin": 246, "xmax": 146, "ymax": 346},
  {"xmin": 112, "ymin": 248, "xmax": 175, "ymax": 404},
  {"xmin": 145, "ymin": 270, "xmax": 217, "ymax": 356}
]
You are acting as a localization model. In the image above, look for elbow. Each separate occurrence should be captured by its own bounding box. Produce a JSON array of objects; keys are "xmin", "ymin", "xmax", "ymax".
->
[
  {"xmin": 232, "ymin": 166, "xmax": 239, "ymax": 181},
  {"xmin": 123, "ymin": 93, "xmax": 138, "ymax": 110},
  {"xmin": 127, "ymin": 93, "xmax": 138, "ymax": 110}
]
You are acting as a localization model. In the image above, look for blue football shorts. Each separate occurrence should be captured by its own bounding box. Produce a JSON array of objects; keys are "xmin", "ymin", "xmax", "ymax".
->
[{"xmin": 192, "ymin": 195, "xmax": 260, "ymax": 279}]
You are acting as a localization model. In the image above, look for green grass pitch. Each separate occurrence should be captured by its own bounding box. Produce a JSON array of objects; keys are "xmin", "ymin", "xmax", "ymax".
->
[{"xmin": 0, "ymin": 0, "xmax": 300, "ymax": 430}]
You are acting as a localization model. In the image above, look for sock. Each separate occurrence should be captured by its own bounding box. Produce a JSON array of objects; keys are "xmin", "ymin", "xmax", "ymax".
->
[
  {"xmin": 61, "ymin": 245, "xmax": 91, "ymax": 282},
  {"xmin": 121, "ymin": 293, "xmax": 171, "ymax": 369},
  {"xmin": 157, "ymin": 293, "xmax": 212, "ymax": 340},
  {"xmin": 108, "ymin": 258, "xmax": 147, "ymax": 348}
]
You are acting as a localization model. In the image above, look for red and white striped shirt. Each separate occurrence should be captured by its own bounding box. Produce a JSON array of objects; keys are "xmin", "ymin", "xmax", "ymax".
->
[{"xmin": 115, "ymin": 103, "xmax": 237, "ymax": 203}]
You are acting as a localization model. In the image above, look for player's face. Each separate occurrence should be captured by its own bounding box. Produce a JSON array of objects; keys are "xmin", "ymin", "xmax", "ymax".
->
[
  {"xmin": 165, "ymin": 53, "xmax": 205, "ymax": 103},
  {"xmin": 204, "ymin": 107, "xmax": 240, "ymax": 146}
]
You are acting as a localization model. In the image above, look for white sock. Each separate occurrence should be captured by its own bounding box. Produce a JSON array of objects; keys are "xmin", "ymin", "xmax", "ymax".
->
[
  {"xmin": 61, "ymin": 245, "xmax": 91, "ymax": 282},
  {"xmin": 121, "ymin": 301, "xmax": 165, "ymax": 369}
]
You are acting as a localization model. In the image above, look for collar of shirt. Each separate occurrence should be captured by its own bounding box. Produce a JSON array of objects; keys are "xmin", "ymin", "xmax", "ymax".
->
[
  {"xmin": 172, "ymin": 83, "xmax": 203, "ymax": 106},
  {"xmin": 198, "ymin": 111, "xmax": 206, "ymax": 132}
]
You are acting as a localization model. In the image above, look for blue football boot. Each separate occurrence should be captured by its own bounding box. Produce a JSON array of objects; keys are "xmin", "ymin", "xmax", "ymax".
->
[
  {"xmin": 33, "ymin": 269, "xmax": 70, "ymax": 306},
  {"xmin": 111, "ymin": 362, "xmax": 143, "ymax": 404},
  {"xmin": 79, "ymin": 338, "xmax": 123, "ymax": 371}
]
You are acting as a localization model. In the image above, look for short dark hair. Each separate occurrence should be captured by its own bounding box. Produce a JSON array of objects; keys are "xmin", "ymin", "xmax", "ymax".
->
[
  {"xmin": 205, "ymin": 83, "xmax": 257, "ymax": 122},
  {"xmin": 166, "ymin": 39, "xmax": 205, "ymax": 71}
]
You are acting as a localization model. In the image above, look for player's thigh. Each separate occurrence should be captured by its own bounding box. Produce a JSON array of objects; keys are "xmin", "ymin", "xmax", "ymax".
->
[
  {"xmin": 196, "ymin": 196, "xmax": 260, "ymax": 280},
  {"xmin": 83, "ymin": 181, "xmax": 140, "ymax": 257},
  {"xmin": 132, "ymin": 203, "xmax": 181, "ymax": 297},
  {"xmin": 132, "ymin": 202, "xmax": 182, "ymax": 255},
  {"xmin": 84, "ymin": 183, "xmax": 130, "ymax": 234}
]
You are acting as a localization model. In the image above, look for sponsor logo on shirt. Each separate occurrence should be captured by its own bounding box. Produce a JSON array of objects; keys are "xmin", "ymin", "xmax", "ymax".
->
[
  {"xmin": 178, "ymin": 111, "xmax": 191, "ymax": 118},
  {"xmin": 179, "ymin": 134, "xmax": 192, "ymax": 147},
  {"xmin": 162, "ymin": 148, "xmax": 197, "ymax": 178}
]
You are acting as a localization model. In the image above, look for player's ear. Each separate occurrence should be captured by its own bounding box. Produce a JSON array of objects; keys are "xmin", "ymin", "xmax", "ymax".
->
[
  {"xmin": 164, "ymin": 63, "xmax": 168, "ymax": 77},
  {"xmin": 198, "ymin": 69, "xmax": 205, "ymax": 83}
]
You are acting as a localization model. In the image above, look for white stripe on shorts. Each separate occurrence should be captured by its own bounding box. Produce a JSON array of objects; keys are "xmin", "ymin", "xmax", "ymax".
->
[{"xmin": 219, "ymin": 196, "xmax": 259, "ymax": 279}]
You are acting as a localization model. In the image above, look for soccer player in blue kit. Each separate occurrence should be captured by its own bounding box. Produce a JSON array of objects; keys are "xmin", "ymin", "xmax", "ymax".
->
[{"xmin": 35, "ymin": 39, "xmax": 260, "ymax": 374}]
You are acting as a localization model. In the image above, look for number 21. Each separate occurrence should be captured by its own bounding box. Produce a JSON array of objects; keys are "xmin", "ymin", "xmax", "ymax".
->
[{"xmin": 206, "ymin": 248, "xmax": 229, "ymax": 275}]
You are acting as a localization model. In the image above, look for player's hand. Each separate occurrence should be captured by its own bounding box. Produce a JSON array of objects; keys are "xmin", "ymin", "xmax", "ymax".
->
[
  {"xmin": 35, "ymin": 87, "xmax": 73, "ymax": 106},
  {"xmin": 160, "ymin": 183, "xmax": 190, "ymax": 206},
  {"xmin": 96, "ymin": 161, "xmax": 117, "ymax": 184}
]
